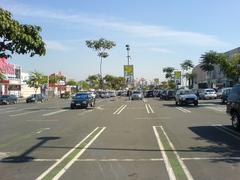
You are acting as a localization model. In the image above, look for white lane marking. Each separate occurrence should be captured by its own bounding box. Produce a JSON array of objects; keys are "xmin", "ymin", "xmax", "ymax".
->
[
  {"xmin": 159, "ymin": 126, "xmax": 194, "ymax": 180},
  {"xmin": 0, "ymin": 107, "xmax": 17, "ymax": 111},
  {"xmin": 176, "ymin": 107, "xmax": 191, "ymax": 113},
  {"xmin": 153, "ymin": 126, "xmax": 176, "ymax": 180},
  {"xmin": 212, "ymin": 125, "xmax": 240, "ymax": 140},
  {"xmin": 42, "ymin": 109, "xmax": 68, "ymax": 116},
  {"xmin": 36, "ymin": 127, "xmax": 100, "ymax": 180},
  {"xmin": 0, "ymin": 152, "xmax": 12, "ymax": 159},
  {"xmin": 143, "ymin": 99, "xmax": 147, "ymax": 103},
  {"xmin": 145, "ymin": 104, "xmax": 150, "ymax": 114},
  {"xmin": 26, "ymin": 119, "xmax": 59, "ymax": 122},
  {"xmin": 77, "ymin": 158, "xmax": 163, "ymax": 162},
  {"xmin": 10, "ymin": 110, "xmax": 43, "ymax": 117},
  {"xmin": 34, "ymin": 128, "xmax": 50, "ymax": 135},
  {"xmin": 52, "ymin": 127, "xmax": 106, "ymax": 180},
  {"xmin": 33, "ymin": 159, "xmax": 59, "ymax": 162},
  {"xmin": 182, "ymin": 157, "xmax": 240, "ymax": 160},
  {"xmin": 117, "ymin": 105, "xmax": 127, "ymax": 114},
  {"xmin": 113, "ymin": 105, "xmax": 124, "ymax": 114},
  {"xmin": 148, "ymin": 104, "xmax": 154, "ymax": 113},
  {"xmin": 205, "ymin": 106, "xmax": 225, "ymax": 112}
]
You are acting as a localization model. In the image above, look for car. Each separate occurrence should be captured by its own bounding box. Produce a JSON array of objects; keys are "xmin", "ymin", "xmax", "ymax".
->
[
  {"xmin": 175, "ymin": 89, "xmax": 198, "ymax": 106},
  {"xmin": 221, "ymin": 87, "xmax": 232, "ymax": 104},
  {"xmin": 131, "ymin": 91, "xmax": 143, "ymax": 100},
  {"xmin": 26, "ymin": 94, "xmax": 47, "ymax": 103},
  {"xmin": 161, "ymin": 90, "xmax": 176, "ymax": 100},
  {"xmin": 145, "ymin": 90, "xmax": 154, "ymax": 98},
  {"xmin": 0, "ymin": 95, "xmax": 18, "ymax": 105},
  {"xmin": 70, "ymin": 92, "xmax": 95, "ymax": 109},
  {"xmin": 198, "ymin": 88, "xmax": 217, "ymax": 99},
  {"xmin": 217, "ymin": 88, "xmax": 224, "ymax": 98},
  {"xmin": 108, "ymin": 91, "xmax": 116, "ymax": 97},
  {"xmin": 226, "ymin": 84, "xmax": 240, "ymax": 130}
]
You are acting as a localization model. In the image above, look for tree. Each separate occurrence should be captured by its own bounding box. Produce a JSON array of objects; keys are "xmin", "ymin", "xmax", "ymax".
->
[
  {"xmin": 0, "ymin": 8, "xmax": 46, "ymax": 59},
  {"xmin": 0, "ymin": 73, "xmax": 5, "ymax": 80},
  {"xmin": 85, "ymin": 38, "xmax": 116, "ymax": 89},
  {"xmin": 66, "ymin": 79, "xmax": 77, "ymax": 86},
  {"xmin": 103, "ymin": 75, "xmax": 125, "ymax": 90},
  {"xmin": 86, "ymin": 74, "xmax": 101, "ymax": 89},
  {"xmin": 26, "ymin": 71, "xmax": 46, "ymax": 94},
  {"xmin": 181, "ymin": 60, "xmax": 194, "ymax": 87},
  {"xmin": 163, "ymin": 67, "xmax": 175, "ymax": 80},
  {"xmin": 200, "ymin": 51, "xmax": 220, "ymax": 87},
  {"xmin": 79, "ymin": 80, "xmax": 89, "ymax": 90}
]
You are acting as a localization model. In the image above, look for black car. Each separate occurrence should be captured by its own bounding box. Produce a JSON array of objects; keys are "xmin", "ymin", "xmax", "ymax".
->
[
  {"xmin": 0, "ymin": 95, "xmax": 18, "ymax": 105},
  {"xmin": 226, "ymin": 85, "xmax": 240, "ymax": 130},
  {"xmin": 221, "ymin": 87, "xmax": 232, "ymax": 104},
  {"xmin": 145, "ymin": 90, "xmax": 154, "ymax": 98},
  {"xmin": 70, "ymin": 93, "xmax": 95, "ymax": 109},
  {"xmin": 26, "ymin": 94, "xmax": 47, "ymax": 103},
  {"xmin": 161, "ymin": 90, "xmax": 176, "ymax": 100}
]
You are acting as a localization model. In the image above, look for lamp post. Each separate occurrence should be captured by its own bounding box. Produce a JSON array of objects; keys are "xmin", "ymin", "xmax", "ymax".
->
[{"xmin": 126, "ymin": 44, "xmax": 130, "ymax": 65}]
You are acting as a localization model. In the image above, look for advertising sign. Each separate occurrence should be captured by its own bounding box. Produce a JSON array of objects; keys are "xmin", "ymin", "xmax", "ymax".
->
[
  {"xmin": 0, "ymin": 57, "xmax": 15, "ymax": 76},
  {"xmin": 174, "ymin": 71, "xmax": 181, "ymax": 85},
  {"xmin": 124, "ymin": 65, "xmax": 134, "ymax": 85}
]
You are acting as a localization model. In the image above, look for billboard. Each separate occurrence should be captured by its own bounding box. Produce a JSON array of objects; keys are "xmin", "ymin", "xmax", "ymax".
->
[
  {"xmin": 124, "ymin": 65, "xmax": 134, "ymax": 85},
  {"xmin": 174, "ymin": 71, "xmax": 181, "ymax": 85}
]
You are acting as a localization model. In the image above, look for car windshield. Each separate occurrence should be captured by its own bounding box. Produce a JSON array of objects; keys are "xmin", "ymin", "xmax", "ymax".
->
[
  {"xmin": 181, "ymin": 90, "xmax": 193, "ymax": 95},
  {"xmin": 206, "ymin": 89, "xmax": 215, "ymax": 93},
  {"xmin": 1, "ymin": 95, "xmax": 9, "ymax": 98},
  {"xmin": 75, "ymin": 94, "xmax": 89, "ymax": 99}
]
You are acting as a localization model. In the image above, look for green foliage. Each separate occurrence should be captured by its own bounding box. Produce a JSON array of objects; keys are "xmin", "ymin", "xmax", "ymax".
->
[
  {"xmin": 0, "ymin": 73, "xmax": 5, "ymax": 80},
  {"xmin": 26, "ymin": 71, "xmax": 46, "ymax": 93},
  {"xmin": 181, "ymin": 60, "xmax": 194, "ymax": 71},
  {"xmin": 163, "ymin": 67, "xmax": 175, "ymax": 80},
  {"xmin": 66, "ymin": 79, "xmax": 77, "ymax": 86},
  {"xmin": 168, "ymin": 80, "xmax": 176, "ymax": 89},
  {"xmin": 0, "ymin": 8, "xmax": 46, "ymax": 58},
  {"xmin": 49, "ymin": 74, "xmax": 65, "ymax": 84},
  {"xmin": 200, "ymin": 51, "xmax": 220, "ymax": 72},
  {"xmin": 103, "ymin": 75, "xmax": 125, "ymax": 90},
  {"xmin": 86, "ymin": 74, "xmax": 101, "ymax": 89},
  {"xmin": 79, "ymin": 80, "xmax": 90, "ymax": 90}
]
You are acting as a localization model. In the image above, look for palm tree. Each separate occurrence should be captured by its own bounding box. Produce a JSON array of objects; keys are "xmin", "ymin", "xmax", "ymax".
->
[
  {"xmin": 86, "ymin": 38, "xmax": 116, "ymax": 89},
  {"xmin": 163, "ymin": 67, "xmax": 175, "ymax": 80},
  {"xmin": 200, "ymin": 51, "xmax": 219, "ymax": 88},
  {"xmin": 181, "ymin": 60, "xmax": 194, "ymax": 87}
]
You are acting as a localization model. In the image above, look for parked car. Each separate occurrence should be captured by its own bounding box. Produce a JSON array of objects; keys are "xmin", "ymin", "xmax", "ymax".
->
[
  {"xmin": 175, "ymin": 89, "xmax": 198, "ymax": 106},
  {"xmin": 161, "ymin": 90, "xmax": 176, "ymax": 100},
  {"xmin": 26, "ymin": 94, "xmax": 47, "ymax": 103},
  {"xmin": 226, "ymin": 84, "xmax": 240, "ymax": 130},
  {"xmin": 70, "ymin": 93, "xmax": 95, "ymax": 109},
  {"xmin": 0, "ymin": 95, "xmax": 18, "ymax": 105},
  {"xmin": 131, "ymin": 91, "xmax": 143, "ymax": 100},
  {"xmin": 221, "ymin": 88, "xmax": 232, "ymax": 104},
  {"xmin": 217, "ymin": 88, "xmax": 224, "ymax": 98},
  {"xmin": 199, "ymin": 88, "xmax": 217, "ymax": 99},
  {"xmin": 109, "ymin": 91, "xmax": 116, "ymax": 97},
  {"xmin": 145, "ymin": 90, "xmax": 154, "ymax": 98}
]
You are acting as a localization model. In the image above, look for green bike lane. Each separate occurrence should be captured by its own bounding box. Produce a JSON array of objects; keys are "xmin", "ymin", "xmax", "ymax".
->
[{"xmin": 147, "ymin": 98, "xmax": 240, "ymax": 180}]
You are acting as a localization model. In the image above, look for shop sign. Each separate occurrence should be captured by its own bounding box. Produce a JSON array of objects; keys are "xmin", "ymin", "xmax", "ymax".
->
[{"xmin": 0, "ymin": 57, "xmax": 15, "ymax": 75}]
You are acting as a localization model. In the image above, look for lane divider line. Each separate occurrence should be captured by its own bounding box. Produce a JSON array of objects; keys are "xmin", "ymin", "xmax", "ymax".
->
[
  {"xmin": 176, "ymin": 107, "xmax": 191, "ymax": 113},
  {"xmin": 52, "ymin": 127, "xmax": 106, "ymax": 180},
  {"xmin": 145, "ymin": 104, "xmax": 150, "ymax": 114},
  {"xmin": 148, "ymin": 104, "xmax": 154, "ymax": 113},
  {"xmin": 42, "ymin": 109, "xmax": 68, "ymax": 117},
  {"xmin": 36, "ymin": 127, "xmax": 104, "ymax": 180},
  {"xmin": 113, "ymin": 105, "xmax": 124, "ymax": 114},
  {"xmin": 117, "ymin": 105, "xmax": 127, "ymax": 115},
  {"xmin": 182, "ymin": 157, "xmax": 240, "ymax": 161},
  {"xmin": 153, "ymin": 126, "xmax": 176, "ymax": 180},
  {"xmin": 10, "ymin": 110, "xmax": 42, "ymax": 117},
  {"xmin": 159, "ymin": 126, "xmax": 194, "ymax": 180}
]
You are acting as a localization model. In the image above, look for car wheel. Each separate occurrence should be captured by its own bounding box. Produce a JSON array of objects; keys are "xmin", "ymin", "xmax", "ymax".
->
[
  {"xmin": 194, "ymin": 101, "xmax": 198, "ymax": 106},
  {"xmin": 175, "ymin": 101, "xmax": 178, "ymax": 106},
  {"xmin": 70, "ymin": 105, "xmax": 75, "ymax": 109},
  {"xmin": 232, "ymin": 112, "xmax": 240, "ymax": 130}
]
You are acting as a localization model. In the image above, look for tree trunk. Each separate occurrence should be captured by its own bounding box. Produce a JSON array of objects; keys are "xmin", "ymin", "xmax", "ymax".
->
[{"xmin": 100, "ymin": 57, "xmax": 103, "ymax": 89}]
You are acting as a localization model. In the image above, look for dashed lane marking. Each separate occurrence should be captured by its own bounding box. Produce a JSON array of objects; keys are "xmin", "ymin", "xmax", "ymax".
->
[
  {"xmin": 145, "ymin": 104, "xmax": 150, "ymax": 114},
  {"xmin": 42, "ymin": 109, "xmax": 68, "ymax": 117},
  {"xmin": 113, "ymin": 105, "xmax": 127, "ymax": 115},
  {"xmin": 113, "ymin": 105, "xmax": 124, "ymax": 114},
  {"xmin": 148, "ymin": 104, "xmax": 154, "ymax": 113},
  {"xmin": 176, "ymin": 107, "xmax": 191, "ymax": 113},
  {"xmin": 10, "ymin": 110, "xmax": 45, "ymax": 117}
]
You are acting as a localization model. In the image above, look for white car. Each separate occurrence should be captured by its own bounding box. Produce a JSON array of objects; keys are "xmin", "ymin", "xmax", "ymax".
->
[
  {"xmin": 199, "ymin": 88, "xmax": 217, "ymax": 99},
  {"xmin": 175, "ymin": 89, "xmax": 198, "ymax": 106}
]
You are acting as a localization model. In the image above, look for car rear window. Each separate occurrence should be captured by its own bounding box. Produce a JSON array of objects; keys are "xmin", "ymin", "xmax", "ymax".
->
[
  {"xmin": 75, "ymin": 94, "xmax": 89, "ymax": 99},
  {"xmin": 206, "ymin": 90, "xmax": 215, "ymax": 92}
]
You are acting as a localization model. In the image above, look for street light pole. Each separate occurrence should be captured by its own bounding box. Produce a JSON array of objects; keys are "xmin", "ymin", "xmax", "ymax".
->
[{"xmin": 126, "ymin": 44, "xmax": 130, "ymax": 65}]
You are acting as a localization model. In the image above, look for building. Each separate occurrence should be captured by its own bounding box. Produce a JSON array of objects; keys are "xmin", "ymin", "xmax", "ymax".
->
[
  {"xmin": 48, "ymin": 72, "xmax": 67, "ymax": 96},
  {"xmin": 192, "ymin": 47, "xmax": 240, "ymax": 89},
  {"xmin": 0, "ymin": 57, "xmax": 21, "ymax": 96},
  {"xmin": 20, "ymin": 72, "xmax": 40, "ymax": 98}
]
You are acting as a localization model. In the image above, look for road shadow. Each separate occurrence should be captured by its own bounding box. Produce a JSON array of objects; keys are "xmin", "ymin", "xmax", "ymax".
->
[
  {"xmin": 1, "ymin": 137, "xmax": 60, "ymax": 163},
  {"xmin": 189, "ymin": 125, "xmax": 240, "ymax": 164}
]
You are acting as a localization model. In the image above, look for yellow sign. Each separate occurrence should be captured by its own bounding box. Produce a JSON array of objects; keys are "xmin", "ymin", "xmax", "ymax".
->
[
  {"xmin": 174, "ymin": 71, "xmax": 181, "ymax": 79},
  {"xmin": 124, "ymin": 65, "xmax": 133, "ymax": 75}
]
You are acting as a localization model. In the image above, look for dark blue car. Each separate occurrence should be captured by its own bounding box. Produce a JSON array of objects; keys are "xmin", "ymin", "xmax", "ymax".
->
[{"xmin": 70, "ymin": 93, "xmax": 95, "ymax": 109}]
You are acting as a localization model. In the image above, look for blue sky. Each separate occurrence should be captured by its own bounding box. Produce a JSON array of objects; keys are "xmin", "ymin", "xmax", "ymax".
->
[{"xmin": 1, "ymin": 0, "xmax": 239, "ymax": 81}]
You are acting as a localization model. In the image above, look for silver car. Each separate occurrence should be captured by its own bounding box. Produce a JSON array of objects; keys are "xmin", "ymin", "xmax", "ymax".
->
[
  {"xmin": 175, "ymin": 89, "xmax": 198, "ymax": 106},
  {"xmin": 131, "ymin": 91, "xmax": 143, "ymax": 100},
  {"xmin": 199, "ymin": 88, "xmax": 217, "ymax": 99}
]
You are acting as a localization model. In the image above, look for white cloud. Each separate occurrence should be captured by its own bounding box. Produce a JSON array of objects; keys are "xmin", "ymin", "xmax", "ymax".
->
[
  {"xmin": 1, "ymin": 1, "xmax": 230, "ymax": 47},
  {"xmin": 45, "ymin": 40, "xmax": 68, "ymax": 51}
]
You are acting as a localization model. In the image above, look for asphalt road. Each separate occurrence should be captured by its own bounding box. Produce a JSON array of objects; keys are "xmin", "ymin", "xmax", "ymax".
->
[{"xmin": 0, "ymin": 97, "xmax": 239, "ymax": 180}]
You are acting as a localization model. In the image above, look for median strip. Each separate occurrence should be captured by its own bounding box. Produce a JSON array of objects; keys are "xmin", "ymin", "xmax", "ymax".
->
[
  {"xmin": 153, "ymin": 126, "xmax": 193, "ymax": 180},
  {"xmin": 36, "ymin": 127, "xmax": 106, "ymax": 180}
]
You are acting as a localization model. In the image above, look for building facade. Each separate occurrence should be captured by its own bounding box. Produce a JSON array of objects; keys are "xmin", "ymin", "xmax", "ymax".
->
[{"xmin": 192, "ymin": 47, "xmax": 240, "ymax": 89}]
